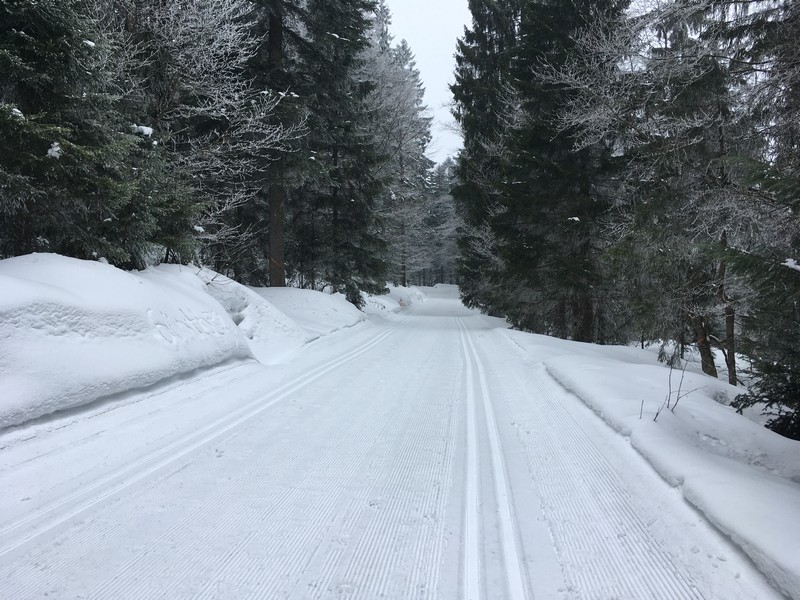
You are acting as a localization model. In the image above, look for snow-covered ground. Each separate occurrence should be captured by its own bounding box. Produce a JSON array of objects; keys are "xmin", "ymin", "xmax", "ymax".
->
[
  {"xmin": 1, "ymin": 254, "xmax": 798, "ymax": 599},
  {"xmin": 503, "ymin": 331, "xmax": 800, "ymax": 598}
]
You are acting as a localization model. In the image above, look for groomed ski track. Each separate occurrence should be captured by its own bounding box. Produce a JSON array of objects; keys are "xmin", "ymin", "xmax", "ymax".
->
[{"xmin": 0, "ymin": 288, "xmax": 784, "ymax": 599}]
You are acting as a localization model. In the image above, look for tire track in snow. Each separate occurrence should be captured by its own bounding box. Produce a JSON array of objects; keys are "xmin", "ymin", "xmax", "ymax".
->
[
  {"xmin": 0, "ymin": 318, "xmax": 410, "ymax": 561},
  {"xmin": 458, "ymin": 318, "xmax": 528, "ymax": 600},
  {"xmin": 499, "ymin": 358, "xmax": 705, "ymax": 600}
]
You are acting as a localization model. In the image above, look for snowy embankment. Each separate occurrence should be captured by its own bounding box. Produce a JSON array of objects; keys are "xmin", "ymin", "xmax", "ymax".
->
[
  {"xmin": 0, "ymin": 255, "xmax": 252, "ymax": 429},
  {"xmin": 254, "ymin": 286, "xmax": 365, "ymax": 337},
  {"xmin": 0, "ymin": 254, "xmax": 420, "ymax": 431},
  {"xmin": 503, "ymin": 330, "xmax": 800, "ymax": 599},
  {"xmin": 361, "ymin": 283, "xmax": 427, "ymax": 314}
]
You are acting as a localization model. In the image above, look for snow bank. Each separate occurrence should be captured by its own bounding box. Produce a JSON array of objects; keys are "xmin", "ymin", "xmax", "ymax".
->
[
  {"xmin": 362, "ymin": 284, "xmax": 428, "ymax": 314},
  {"xmin": 502, "ymin": 329, "xmax": 800, "ymax": 598},
  {"xmin": 179, "ymin": 266, "xmax": 308, "ymax": 364},
  {"xmin": 0, "ymin": 254, "xmax": 251, "ymax": 429},
  {"xmin": 362, "ymin": 294, "xmax": 402, "ymax": 314},
  {"xmin": 0, "ymin": 255, "xmax": 428, "ymax": 428},
  {"xmin": 384, "ymin": 284, "xmax": 427, "ymax": 307},
  {"xmin": 253, "ymin": 287, "xmax": 365, "ymax": 338}
]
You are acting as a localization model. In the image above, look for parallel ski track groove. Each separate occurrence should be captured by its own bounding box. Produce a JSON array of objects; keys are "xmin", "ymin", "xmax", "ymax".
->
[
  {"xmin": 0, "ymin": 319, "xmax": 409, "ymax": 561},
  {"xmin": 503, "ymin": 357, "xmax": 705, "ymax": 600},
  {"xmin": 459, "ymin": 319, "xmax": 482, "ymax": 600},
  {"xmin": 459, "ymin": 318, "xmax": 528, "ymax": 600},
  {"xmin": 9, "ymin": 322, "xmax": 412, "ymax": 598}
]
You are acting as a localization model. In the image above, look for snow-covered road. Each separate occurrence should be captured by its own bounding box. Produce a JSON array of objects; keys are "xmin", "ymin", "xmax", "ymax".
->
[{"xmin": 0, "ymin": 290, "xmax": 783, "ymax": 599}]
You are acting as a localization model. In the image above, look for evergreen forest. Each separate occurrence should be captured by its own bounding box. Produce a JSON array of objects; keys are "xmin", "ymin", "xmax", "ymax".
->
[
  {"xmin": 452, "ymin": 0, "xmax": 800, "ymax": 438},
  {"xmin": 0, "ymin": 0, "xmax": 458, "ymax": 302},
  {"xmin": 2, "ymin": 0, "xmax": 799, "ymax": 439}
]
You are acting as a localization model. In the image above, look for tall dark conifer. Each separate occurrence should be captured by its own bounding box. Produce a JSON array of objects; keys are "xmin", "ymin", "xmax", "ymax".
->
[
  {"xmin": 453, "ymin": 0, "xmax": 626, "ymax": 340},
  {"xmin": 451, "ymin": 0, "xmax": 521, "ymax": 310},
  {"xmin": 0, "ymin": 0, "xmax": 144, "ymax": 265},
  {"xmin": 288, "ymin": 0, "xmax": 387, "ymax": 304}
]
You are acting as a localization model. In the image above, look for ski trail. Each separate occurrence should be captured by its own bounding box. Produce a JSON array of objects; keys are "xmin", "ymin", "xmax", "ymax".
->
[
  {"xmin": 459, "ymin": 318, "xmax": 528, "ymax": 600},
  {"xmin": 280, "ymin": 320, "xmax": 461, "ymax": 600},
  {"xmin": 6, "ymin": 321, "xmax": 414, "ymax": 599},
  {"xmin": 459, "ymin": 320, "xmax": 482, "ymax": 600},
  {"xmin": 0, "ymin": 318, "xmax": 409, "ymax": 559},
  {"xmin": 502, "ymin": 358, "xmax": 705, "ymax": 599}
]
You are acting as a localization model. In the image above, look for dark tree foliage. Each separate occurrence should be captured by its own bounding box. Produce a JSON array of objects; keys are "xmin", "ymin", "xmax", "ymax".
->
[
  {"xmin": 451, "ymin": 0, "xmax": 521, "ymax": 312},
  {"xmin": 453, "ymin": 0, "xmax": 800, "ymax": 438},
  {"xmin": 452, "ymin": 0, "xmax": 627, "ymax": 341},
  {"xmin": 0, "ymin": 0, "xmax": 145, "ymax": 266},
  {"xmin": 286, "ymin": 0, "xmax": 388, "ymax": 305}
]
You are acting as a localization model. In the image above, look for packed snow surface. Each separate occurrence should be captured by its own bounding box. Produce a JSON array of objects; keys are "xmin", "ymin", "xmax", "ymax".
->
[
  {"xmin": 505, "ymin": 330, "xmax": 800, "ymax": 598},
  {"xmin": 0, "ymin": 256, "xmax": 798, "ymax": 599}
]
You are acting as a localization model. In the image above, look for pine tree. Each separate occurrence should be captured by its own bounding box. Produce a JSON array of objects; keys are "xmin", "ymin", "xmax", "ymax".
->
[
  {"xmin": 421, "ymin": 159, "xmax": 460, "ymax": 285},
  {"xmin": 231, "ymin": 0, "xmax": 308, "ymax": 286},
  {"xmin": 287, "ymin": 0, "xmax": 388, "ymax": 305},
  {"xmin": 360, "ymin": 5, "xmax": 434, "ymax": 287},
  {"xmin": 726, "ymin": 0, "xmax": 800, "ymax": 438},
  {"xmin": 451, "ymin": 0, "xmax": 521, "ymax": 311},
  {"xmin": 453, "ymin": 0, "xmax": 627, "ymax": 341},
  {"xmin": 108, "ymin": 0, "xmax": 291, "ymax": 269},
  {"xmin": 0, "ymin": 0, "xmax": 145, "ymax": 265}
]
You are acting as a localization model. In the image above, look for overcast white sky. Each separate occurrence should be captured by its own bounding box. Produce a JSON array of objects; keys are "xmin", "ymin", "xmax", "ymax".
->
[{"xmin": 386, "ymin": 0, "xmax": 472, "ymax": 164}]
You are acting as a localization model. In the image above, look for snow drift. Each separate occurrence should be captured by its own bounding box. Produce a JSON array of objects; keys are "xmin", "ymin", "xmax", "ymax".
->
[
  {"xmin": 191, "ymin": 267, "xmax": 308, "ymax": 364},
  {"xmin": 253, "ymin": 287, "xmax": 366, "ymax": 338},
  {"xmin": 501, "ymin": 329, "xmax": 800, "ymax": 599},
  {"xmin": 362, "ymin": 284, "xmax": 428, "ymax": 314},
  {"xmin": 0, "ymin": 254, "xmax": 252, "ymax": 429},
  {"xmin": 0, "ymin": 255, "xmax": 429, "ymax": 430}
]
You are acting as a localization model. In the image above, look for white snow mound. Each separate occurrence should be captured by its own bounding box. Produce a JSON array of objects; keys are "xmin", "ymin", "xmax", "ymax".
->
[
  {"xmin": 0, "ymin": 254, "xmax": 252, "ymax": 429},
  {"xmin": 385, "ymin": 284, "xmax": 427, "ymax": 307},
  {"xmin": 253, "ymin": 287, "xmax": 365, "ymax": 338},
  {"xmin": 502, "ymin": 329, "xmax": 800, "ymax": 599},
  {"xmin": 362, "ymin": 284, "xmax": 428, "ymax": 314},
  {"xmin": 188, "ymin": 266, "xmax": 307, "ymax": 364}
]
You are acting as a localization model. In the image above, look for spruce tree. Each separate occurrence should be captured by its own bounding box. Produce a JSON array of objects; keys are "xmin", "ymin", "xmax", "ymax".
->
[
  {"xmin": 287, "ymin": 0, "xmax": 388, "ymax": 305},
  {"xmin": 0, "ymin": 0, "xmax": 144, "ymax": 265},
  {"xmin": 451, "ymin": 0, "xmax": 521, "ymax": 311},
  {"xmin": 361, "ymin": 6, "xmax": 434, "ymax": 287},
  {"xmin": 452, "ymin": 0, "xmax": 627, "ymax": 340}
]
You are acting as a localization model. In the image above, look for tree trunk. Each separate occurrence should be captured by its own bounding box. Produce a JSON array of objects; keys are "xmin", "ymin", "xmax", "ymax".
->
[
  {"xmin": 573, "ymin": 293, "xmax": 594, "ymax": 343},
  {"xmin": 267, "ymin": 6, "xmax": 286, "ymax": 287},
  {"xmin": 691, "ymin": 314, "xmax": 718, "ymax": 378},
  {"xmin": 717, "ymin": 231, "xmax": 736, "ymax": 385},
  {"xmin": 725, "ymin": 304, "xmax": 736, "ymax": 385},
  {"xmin": 268, "ymin": 174, "xmax": 286, "ymax": 287}
]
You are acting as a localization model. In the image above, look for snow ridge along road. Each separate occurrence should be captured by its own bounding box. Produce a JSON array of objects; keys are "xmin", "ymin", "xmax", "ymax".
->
[
  {"xmin": 0, "ymin": 290, "xmax": 787, "ymax": 599},
  {"xmin": 0, "ymin": 317, "xmax": 409, "ymax": 560},
  {"xmin": 459, "ymin": 317, "xmax": 528, "ymax": 600}
]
